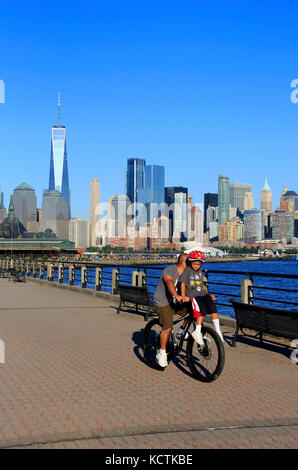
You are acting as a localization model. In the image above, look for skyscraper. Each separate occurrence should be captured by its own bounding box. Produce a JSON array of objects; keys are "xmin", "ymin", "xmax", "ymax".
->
[
  {"xmin": 243, "ymin": 209, "xmax": 263, "ymax": 242},
  {"xmin": 165, "ymin": 186, "xmax": 188, "ymax": 241},
  {"xmin": 204, "ymin": 193, "xmax": 218, "ymax": 232},
  {"xmin": 12, "ymin": 182, "xmax": 37, "ymax": 231},
  {"xmin": 69, "ymin": 218, "xmax": 89, "ymax": 249},
  {"xmin": 41, "ymin": 190, "xmax": 69, "ymax": 239},
  {"xmin": 48, "ymin": 93, "xmax": 71, "ymax": 218},
  {"xmin": 218, "ymin": 175, "xmax": 230, "ymax": 224},
  {"xmin": 126, "ymin": 158, "xmax": 146, "ymax": 209},
  {"xmin": 260, "ymin": 178, "xmax": 272, "ymax": 212},
  {"xmin": 230, "ymin": 183, "xmax": 252, "ymax": 211},
  {"xmin": 138, "ymin": 164, "xmax": 165, "ymax": 222},
  {"xmin": 89, "ymin": 178, "xmax": 100, "ymax": 247}
]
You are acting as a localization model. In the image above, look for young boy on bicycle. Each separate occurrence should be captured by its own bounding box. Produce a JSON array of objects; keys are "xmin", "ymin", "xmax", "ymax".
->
[{"xmin": 180, "ymin": 250, "xmax": 224, "ymax": 346}]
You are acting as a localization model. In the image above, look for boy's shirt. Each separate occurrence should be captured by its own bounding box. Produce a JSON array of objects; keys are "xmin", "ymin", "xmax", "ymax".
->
[{"xmin": 180, "ymin": 266, "xmax": 207, "ymax": 298}]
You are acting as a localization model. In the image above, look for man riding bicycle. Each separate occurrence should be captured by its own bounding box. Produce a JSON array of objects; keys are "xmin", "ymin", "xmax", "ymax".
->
[{"xmin": 153, "ymin": 253, "xmax": 188, "ymax": 367}]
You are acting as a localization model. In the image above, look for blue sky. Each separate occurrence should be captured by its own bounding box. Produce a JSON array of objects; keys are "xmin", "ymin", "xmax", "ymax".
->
[{"xmin": 0, "ymin": 0, "xmax": 298, "ymax": 219}]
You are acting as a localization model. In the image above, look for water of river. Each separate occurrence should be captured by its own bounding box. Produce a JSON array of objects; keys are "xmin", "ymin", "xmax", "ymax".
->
[{"xmin": 40, "ymin": 259, "xmax": 298, "ymax": 318}]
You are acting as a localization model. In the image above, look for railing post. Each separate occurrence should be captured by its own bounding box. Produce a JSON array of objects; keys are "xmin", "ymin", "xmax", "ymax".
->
[
  {"xmin": 39, "ymin": 262, "xmax": 44, "ymax": 280},
  {"xmin": 58, "ymin": 264, "xmax": 64, "ymax": 283},
  {"xmin": 69, "ymin": 264, "xmax": 74, "ymax": 286},
  {"xmin": 95, "ymin": 267, "xmax": 102, "ymax": 291},
  {"xmin": 132, "ymin": 271, "xmax": 139, "ymax": 286},
  {"xmin": 47, "ymin": 263, "xmax": 54, "ymax": 282},
  {"xmin": 241, "ymin": 278, "xmax": 253, "ymax": 304},
  {"xmin": 32, "ymin": 262, "xmax": 37, "ymax": 278},
  {"xmin": 81, "ymin": 266, "xmax": 87, "ymax": 288},
  {"xmin": 25, "ymin": 261, "xmax": 30, "ymax": 277},
  {"xmin": 138, "ymin": 271, "xmax": 146, "ymax": 287},
  {"xmin": 15, "ymin": 260, "xmax": 19, "ymax": 273},
  {"xmin": 112, "ymin": 268, "xmax": 119, "ymax": 295}
]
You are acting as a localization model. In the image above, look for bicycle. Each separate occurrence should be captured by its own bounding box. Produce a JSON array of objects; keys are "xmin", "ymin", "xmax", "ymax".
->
[{"xmin": 142, "ymin": 310, "xmax": 225, "ymax": 382}]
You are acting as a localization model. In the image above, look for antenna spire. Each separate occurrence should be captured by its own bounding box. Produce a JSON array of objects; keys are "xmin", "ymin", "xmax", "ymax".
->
[{"xmin": 58, "ymin": 92, "xmax": 61, "ymax": 126}]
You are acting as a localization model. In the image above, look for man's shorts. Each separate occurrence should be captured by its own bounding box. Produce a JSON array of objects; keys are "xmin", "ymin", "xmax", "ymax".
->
[
  {"xmin": 191, "ymin": 294, "xmax": 217, "ymax": 318},
  {"xmin": 155, "ymin": 303, "xmax": 188, "ymax": 330}
]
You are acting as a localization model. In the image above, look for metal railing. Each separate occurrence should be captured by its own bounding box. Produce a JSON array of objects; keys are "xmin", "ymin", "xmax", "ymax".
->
[{"xmin": 1, "ymin": 258, "xmax": 298, "ymax": 317}]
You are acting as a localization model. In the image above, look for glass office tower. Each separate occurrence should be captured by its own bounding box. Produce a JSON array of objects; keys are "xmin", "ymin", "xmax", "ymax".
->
[
  {"xmin": 218, "ymin": 175, "xmax": 230, "ymax": 224},
  {"xmin": 138, "ymin": 165, "xmax": 165, "ymax": 222},
  {"xmin": 126, "ymin": 158, "xmax": 146, "ymax": 205},
  {"xmin": 48, "ymin": 95, "xmax": 70, "ymax": 218}
]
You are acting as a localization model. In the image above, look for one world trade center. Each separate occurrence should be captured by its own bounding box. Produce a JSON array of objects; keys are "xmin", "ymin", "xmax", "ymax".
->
[{"xmin": 48, "ymin": 93, "xmax": 71, "ymax": 218}]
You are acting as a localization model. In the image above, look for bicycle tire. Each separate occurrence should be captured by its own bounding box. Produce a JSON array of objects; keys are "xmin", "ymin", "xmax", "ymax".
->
[{"xmin": 186, "ymin": 325, "xmax": 225, "ymax": 382}]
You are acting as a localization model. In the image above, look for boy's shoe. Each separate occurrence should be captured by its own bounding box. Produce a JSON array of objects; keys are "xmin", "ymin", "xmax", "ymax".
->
[
  {"xmin": 156, "ymin": 350, "xmax": 168, "ymax": 368},
  {"xmin": 191, "ymin": 330, "xmax": 204, "ymax": 346}
]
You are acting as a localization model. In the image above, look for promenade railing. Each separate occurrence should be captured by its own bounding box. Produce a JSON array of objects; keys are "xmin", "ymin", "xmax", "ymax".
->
[{"xmin": 1, "ymin": 258, "xmax": 298, "ymax": 318}]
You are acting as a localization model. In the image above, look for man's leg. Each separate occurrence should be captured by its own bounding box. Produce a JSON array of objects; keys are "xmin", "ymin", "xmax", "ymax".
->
[{"xmin": 155, "ymin": 305, "xmax": 174, "ymax": 367}]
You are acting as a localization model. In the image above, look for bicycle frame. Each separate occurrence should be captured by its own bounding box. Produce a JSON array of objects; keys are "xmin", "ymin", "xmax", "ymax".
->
[{"xmin": 169, "ymin": 311, "xmax": 195, "ymax": 355}]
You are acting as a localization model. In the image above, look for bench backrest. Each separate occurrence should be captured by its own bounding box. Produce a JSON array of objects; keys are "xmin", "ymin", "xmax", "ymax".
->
[
  {"xmin": 230, "ymin": 300, "xmax": 298, "ymax": 339},
  {"xmin": 118, "ymin": 284, "xmax": 151, "ymax": 306}
]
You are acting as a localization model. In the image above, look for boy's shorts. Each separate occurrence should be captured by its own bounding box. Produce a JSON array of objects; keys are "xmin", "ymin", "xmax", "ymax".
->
[
  {"xmin": 155, "ymin": 303, "xmax": 188, "ymax": 330},
  {"xmin": 191, "ymin": 294, "xmax": 217, "ymax": 318}
]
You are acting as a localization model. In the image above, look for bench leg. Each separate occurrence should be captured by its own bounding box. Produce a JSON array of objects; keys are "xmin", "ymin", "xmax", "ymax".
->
[
  {"xmin": 144, "ymin": 306, "xmax": 150, "ymax": 322},
  {"xmin": 117, "ymin": 300, "xmax": 122, "ymax": 314},
  {"xmin": 232, "ymin": 324, "xmax": 239, "ymax": 347},
  {"xmin": 259, "ymin": 332, "xmax": 264, "ymax": 347}
]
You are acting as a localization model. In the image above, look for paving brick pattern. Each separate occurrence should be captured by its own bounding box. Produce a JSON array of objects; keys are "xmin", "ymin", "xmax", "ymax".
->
[{"xmin": 0, "ymin": 278, "xmax": 297, "ymax": 449}]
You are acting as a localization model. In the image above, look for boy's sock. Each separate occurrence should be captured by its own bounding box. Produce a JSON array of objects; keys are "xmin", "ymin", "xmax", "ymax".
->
[
  {"xmin": 195, "ymin": 324, "xmax": 202, "ymax": 333},
  {"xmin": 213, "ymin": 318, "xmax": 224, "ymax": 341}
]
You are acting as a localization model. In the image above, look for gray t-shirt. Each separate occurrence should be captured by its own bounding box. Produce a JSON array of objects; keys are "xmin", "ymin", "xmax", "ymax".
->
[
  {"xmin": 153, "ymin": 265, "xmax": 181, "ymax": 307},
  {"xmin": 180, "ymin": 266, "xmax": 207, "ymax": 298}
]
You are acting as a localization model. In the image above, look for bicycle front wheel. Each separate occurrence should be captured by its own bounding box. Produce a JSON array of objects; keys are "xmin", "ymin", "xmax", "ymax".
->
[{"xmin": 186, "ymin": 325, "xmax": 225, "ymax": 382}]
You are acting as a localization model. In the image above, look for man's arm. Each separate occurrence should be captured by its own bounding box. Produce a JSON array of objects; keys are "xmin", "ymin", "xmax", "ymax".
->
[{"xmin": 163, "ymin": 275, "xmax": 183, "ymax": 303}]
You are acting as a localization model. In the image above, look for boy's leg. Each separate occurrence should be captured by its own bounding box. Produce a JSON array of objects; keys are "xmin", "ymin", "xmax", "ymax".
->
[{"xmin": 205, "ymin": 295, "xmax": 224, "ymax": 342}]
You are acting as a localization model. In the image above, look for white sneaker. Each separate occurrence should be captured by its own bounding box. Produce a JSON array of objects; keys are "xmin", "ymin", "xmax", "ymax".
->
[
  {"xmin": 191, "ymin": 330, "xmax": 204, "ymax": 346},
  {"xmin": 156, "ymin": 350, "xmax": 168, "ymax": 368}
]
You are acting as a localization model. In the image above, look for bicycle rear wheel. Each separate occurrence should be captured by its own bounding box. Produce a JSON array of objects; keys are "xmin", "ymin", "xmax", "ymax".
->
[{"xmin": 186, "ymin": 325, "xmax": 225, "ymax": 382}]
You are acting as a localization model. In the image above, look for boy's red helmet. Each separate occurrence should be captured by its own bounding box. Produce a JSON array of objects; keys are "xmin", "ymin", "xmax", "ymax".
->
[{"xmin": 188, "ymin": 250, "xmax": 205, "ymax": 262}]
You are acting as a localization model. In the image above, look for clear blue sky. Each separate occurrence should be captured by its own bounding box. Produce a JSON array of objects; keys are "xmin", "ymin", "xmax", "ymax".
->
[{"xmin": 1, "ymin": 0, "xmax": 298, "ymax": 219}]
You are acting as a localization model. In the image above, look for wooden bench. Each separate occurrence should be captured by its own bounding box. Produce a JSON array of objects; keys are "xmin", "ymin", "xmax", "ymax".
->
[
  {"xmin": 230, "ymin": 299, "xmax": 298, "ymax": 347},
  {"xmin": 8, "ymin": 269, "xmax": 26, "ymax": 283},
  {"xmin": 117, "ymin": 284, "xmax": 155, "ymax": 321}
]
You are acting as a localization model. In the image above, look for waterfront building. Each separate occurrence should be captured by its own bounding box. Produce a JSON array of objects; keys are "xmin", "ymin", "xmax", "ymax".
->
[
  {"xmin": 138, "ymin": 164, "xmax": 165, "ymax": 222},
  {"xmin": 218, "ymin": 175, "xmax": 230, "ymax": 224},
  {"xmin": 243, "ymin": 209, "xmax": 263, "ymax": 242},
  {"xmin": 243, "ymin": 191, "xmax": 254, "ymax": 210},
  {"xmin": 218, "ymin": 221, "xmax": 237, "ymax": 244},
  {"xmin": 89, "ymin": 178, "xmax": 100, "ymax": 247},
  {"xmin": 260, "ymin": 177, "xmax": 272, "ymax": 212},
  {"xmin": 204, "ymin": 193, "xmax": 218, "ymax": 232},
  {"xmin": 48, "ymin": 93, "xmax": 71, "ymax": 218},
  {"xmin": 271, "ymin": 210, "xmax": 294, "ymax": 243},
  {"xmin": 69, "ymin": 218, "xmax": 89, "ymax": 249},
  {"xmin": 189, "ymin": 205, "xmax": 204, "ymax": 243},
  {"xmin": 41, "ymin": 190, "xmax": 69, "ymax": 239},
  {"xmin": 126, "ymin": 158, "xmax": 146, "ymax": 213},
  {"xmin": 230, "ymin": 183, "xmax": 252, "ymax": 211},
  {"xmin": 12, "ymin": 182, "xmax": 37, "ymax": 231},
  {"xmin": 0, "ymin": 186, "xmax": 6, "ymax": 224}
]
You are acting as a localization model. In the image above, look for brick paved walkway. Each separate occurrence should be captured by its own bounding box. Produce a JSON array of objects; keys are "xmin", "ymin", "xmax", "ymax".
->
[{"xmin": 0, "ymin": 278, "xmax": 297, "ymax": 449}]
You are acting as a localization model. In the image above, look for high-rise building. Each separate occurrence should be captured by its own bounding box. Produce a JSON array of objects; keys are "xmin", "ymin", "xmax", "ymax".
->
[
  {"xmin": 69, "ymin": 218, "xmax": 89, "ymax": 249},
  {"xmin": 41, "ymin": 190, "xmax": 69, "ymax": 239},
  {"xmin": 230, "ymin": 183, "xmax": 252, "ymax": 211},
  {"xmin": 107, "ymin": 194, "xmax": 130, "ymax": 240},
  {"xmin": 218, "ymin": 175, "xmax": 230, "ymax": 224},
  {"xmin": 271, "ymin": 211, "xmax": 294, "ymax": 242},
  {"xmin": 138, "ymin": 164, "xmax": 165, "ymax": 222},
  {"xmin": 12, "ymin": 182, "xmax": 37, "ymax": 231},
  {"xmin": 48, "ymin": 93, "xmax": 71, "ymax": 218},
  {"xmin": 173, "ymin": 192, "xmax": 188, "ymax": 242},
  {"xmin": 189, "ymin": 205, "xmax": 204, "ymax": 243},
  {"xmin": 165, "ymin": 186, "xmax": 188, "ymax": 241},
  {"xmin": 243, "ymin": 209, "xmax": 263, "ymax": 242},
  {"xmin": 0, "ymin": 184, "xmax": 6, "ymax": 223},
  {"xmin": 260, "ymin": 178, "xmax": 272, "ymax": 212},
  {"xmin": 243, "ymin": 191, "xmax": 254, "ymax": 210},
  {"xmin": 204, "ymin": 193, "xmax": 218, "ymax": 232},
  {"xmin": 0, "ymin": 184, "xmax": 4, "ymax": 208},
  {"xmin": 126, "ymin": 158, "xmax": 146, "ymax": 211},
  {"xmin": 89, "ymin": 178, "xmax": 100, "ymax": 247}
]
